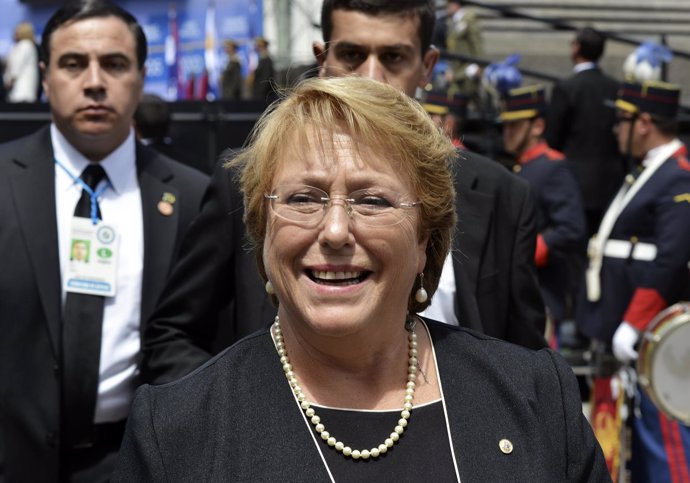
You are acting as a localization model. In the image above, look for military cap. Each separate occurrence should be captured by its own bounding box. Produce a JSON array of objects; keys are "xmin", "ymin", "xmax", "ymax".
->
[
  {"xmin": 614, "ymin": 80, "xmax": 680, "ymax": 119},
  {"xmin": 499, "ymin": 85, "xmax": 546, "ymax": 122},
  {"xmin": 422, "ymin": 89, "xmax": 467, "ymax": 118}
]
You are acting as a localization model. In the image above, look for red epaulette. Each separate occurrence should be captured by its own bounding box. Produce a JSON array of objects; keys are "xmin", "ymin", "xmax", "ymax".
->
[
  {"xmin": 677, "ymin": 156, "xmax": 690, "ymax": 172},
  {"xmin": 545, "ymin": 147, "xmax": 565, "ymax": 161}
]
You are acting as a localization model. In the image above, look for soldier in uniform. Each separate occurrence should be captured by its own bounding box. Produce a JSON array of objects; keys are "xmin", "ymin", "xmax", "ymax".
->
[
  {"xmin": 577, "ymin": 80, "xmax": 690, "ymax": 482},
  {"xmin": 500, "ymin": 85, "xmax": 587, "ymax": 347},
  {"xmin": 421, "ymin": 88, "xmax": 468, "ymax": 149}
]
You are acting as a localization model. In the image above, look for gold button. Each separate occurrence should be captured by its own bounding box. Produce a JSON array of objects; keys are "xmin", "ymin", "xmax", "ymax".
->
[
  {"xmin": 625, "ymin": 174, "xmax": 635, "ymax": 185},
  {"xmin": 499, "ymin": 438, "xmax": 513, "ymax": 454},
  {"xmin": 630, "ymin": 236, "xmax": 638, "ymax": 244},
  {"xmin": 512, "ymin": 165, "xmax": 522, "ymax": 173}
]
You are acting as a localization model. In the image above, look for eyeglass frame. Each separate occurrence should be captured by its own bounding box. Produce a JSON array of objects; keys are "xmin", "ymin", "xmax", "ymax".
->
[{"xmin": 264, "ymin": 183, "xmax": 422, "ymax": 228}]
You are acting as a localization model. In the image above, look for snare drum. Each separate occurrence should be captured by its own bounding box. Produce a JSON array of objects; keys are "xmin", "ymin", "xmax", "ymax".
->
[{"xmin": 637, "ymin": 302, "xmax": 690, "ymax": 424}]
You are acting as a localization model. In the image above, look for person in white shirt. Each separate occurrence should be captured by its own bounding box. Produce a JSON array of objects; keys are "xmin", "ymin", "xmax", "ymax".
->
[{"xmin": 3, "ymin": 21, "xmax": 39, "ymax": 102}]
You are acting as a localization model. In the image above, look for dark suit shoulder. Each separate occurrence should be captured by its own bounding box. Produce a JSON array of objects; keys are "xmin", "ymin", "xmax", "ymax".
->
[
  {"xmin": 137, "ymin": 143, "xmax": 209, "ymax": 190},
  {"xmin": 0, "ymin": 126, "xmax": 52, "ymax": 161},
  {"xmin": 457, "ymin": 149, "xmax": 530, "ymax": 193},
  {"xmin": 149, "ymin": 328, "xmax": 273, "ymax": 394}
]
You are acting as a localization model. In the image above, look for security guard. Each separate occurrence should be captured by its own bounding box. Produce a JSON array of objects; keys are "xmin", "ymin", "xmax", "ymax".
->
[
  {"xmin": 500, "ymin": 85, "xmax": 587, "ymax": 346},
  {"xmin": 577, "ymin": 80, "xmax": 690, "ymax": 482}
]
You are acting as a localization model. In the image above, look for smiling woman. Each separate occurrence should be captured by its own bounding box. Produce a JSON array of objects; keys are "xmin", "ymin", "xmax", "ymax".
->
[{"xmin": 113, "ymin": 76, "xmax": 609, "ymax": 482}]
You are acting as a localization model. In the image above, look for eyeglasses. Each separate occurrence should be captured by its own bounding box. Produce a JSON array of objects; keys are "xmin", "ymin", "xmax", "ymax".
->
[{"xmin": 265, "ymin": 184, "xmax": 421, "ymax": 227}]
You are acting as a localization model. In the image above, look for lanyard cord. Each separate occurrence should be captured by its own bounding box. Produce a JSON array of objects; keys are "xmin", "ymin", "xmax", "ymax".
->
[{"xmin": 55, "ymin": 158, "xmax": 112, "ymax": 225}]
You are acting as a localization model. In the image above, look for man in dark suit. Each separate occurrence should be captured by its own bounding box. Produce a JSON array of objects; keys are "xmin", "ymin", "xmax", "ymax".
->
[
  {"xmin": 142, "ymin": 0, "xmax": 546, "ymax": 386},
  {"xmin": 546, "ymin": 27, "xmax": 625, "ymax": 236},
  {"xmin": 0, "ymin": 1, "xmax": 208, "ymax": 481}
]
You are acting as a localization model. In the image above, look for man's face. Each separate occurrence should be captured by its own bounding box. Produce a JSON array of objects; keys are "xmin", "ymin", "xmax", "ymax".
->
[
  {"xmin": 313, "ymin": 10, "xmax": 438, "ymax": 97},
  {"xmin": 72, "ymin": 241, "xmax": 87, "ymax": 261},
  {"xmin": 613, "ymin": 110, "xmax": 646, "ymax": 158},
  {"xmin": 502, "ymin": 119, "xmax": 533, "ymax": 155},
  {"xmin": 42, "ymin": 16, "xmax": 144, "ymax": 161}
]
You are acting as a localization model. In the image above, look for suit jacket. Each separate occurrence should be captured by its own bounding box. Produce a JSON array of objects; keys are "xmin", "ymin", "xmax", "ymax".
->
[
  {"xmin": 0, "ymin": 126, "xmax": 209, "ymax": 482},
  {"xmin": 545, "ymin": 67, "xmax": 625, "ymax": 213},
  {"xmin": 117, "ymin": 321, "xmax": 608, "ymax": 482},
  {"xmin": 454, "ymin": 150, "xmax": 546, "ymax": 348},
  {"xmin": 142, "ymin": 150, "xmax": 546, "ymax": 385}
]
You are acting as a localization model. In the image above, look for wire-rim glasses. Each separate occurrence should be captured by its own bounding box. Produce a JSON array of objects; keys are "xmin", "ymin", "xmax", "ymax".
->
[{"xmin": 265, "ymin": 184, "xmax": 421, "ymax": 227}]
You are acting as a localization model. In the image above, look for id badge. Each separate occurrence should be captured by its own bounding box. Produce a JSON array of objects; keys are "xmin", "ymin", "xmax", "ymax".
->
[{"xmin": 64, "ymin": 217, "xmax": 119, "ymax": 297}]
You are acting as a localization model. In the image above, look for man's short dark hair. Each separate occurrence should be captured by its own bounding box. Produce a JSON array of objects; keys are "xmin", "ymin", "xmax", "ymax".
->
[
  {"xmin": 575, "ymin": 27, "xmax": 605, "ymax": 62},
  {"xmin": 321, "ymin": 0, "xmax": 436, "ymax": 56},
  {"xmin": 40, "ymin": 0, "xmax": 147, "ymax": 70},
  {"xmin": 134, "ymin": 94, "xmax": 171, "ymax": 141},
  {"xmin": 650, "ymin": 115, "xmax": 678, "ymax": 137}
]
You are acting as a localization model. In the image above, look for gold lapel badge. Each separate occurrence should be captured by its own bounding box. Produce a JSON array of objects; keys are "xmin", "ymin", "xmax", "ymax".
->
[
  {"xmin": 499, "ymin": 438, "xmax": 514, "ymax": 454},
  {"xmin": 158, "ymin": 192, "xmax": 177, "ymax": 216}
]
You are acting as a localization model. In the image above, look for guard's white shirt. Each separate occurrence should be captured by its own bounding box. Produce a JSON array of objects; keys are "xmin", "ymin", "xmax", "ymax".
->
[
  {"xmin": 53, "ymin": 124, "xmax": 143, "ymax": 423},
  {"xmin": 420, "ymin": 253, "xmax": 459, "ymax": 326}
]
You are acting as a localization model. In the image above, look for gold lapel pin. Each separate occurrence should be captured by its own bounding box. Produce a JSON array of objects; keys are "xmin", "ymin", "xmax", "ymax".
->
[
  {"xmin": 158, "ymin": 192, "xmax": 176, "ymax": 216},
  {"xmin": 499, "ymin": 438, "xmax": 514, "ymax": 454}
]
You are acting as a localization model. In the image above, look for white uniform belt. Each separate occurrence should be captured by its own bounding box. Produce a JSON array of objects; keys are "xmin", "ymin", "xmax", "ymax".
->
[{"xmin": 603, "ymin": 239, "xmax": 657, "ymax": 261}]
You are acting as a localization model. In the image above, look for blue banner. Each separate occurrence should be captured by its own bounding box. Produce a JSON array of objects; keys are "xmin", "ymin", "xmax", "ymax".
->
[{"xmin": 0, "ymin": 0, "xmax": 264, "ymax": 101}]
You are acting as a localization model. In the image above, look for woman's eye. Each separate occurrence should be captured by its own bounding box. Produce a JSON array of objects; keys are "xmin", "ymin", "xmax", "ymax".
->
[
  {"xmin": 357, "ymin": 196, "xmax": 393, "ymax": 208},
  {"xmin": 287, "ymin": 193, "xmax": 320, "ymax": 204}
]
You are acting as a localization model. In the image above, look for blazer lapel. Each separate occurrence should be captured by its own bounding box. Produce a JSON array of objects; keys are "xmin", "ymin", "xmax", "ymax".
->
[
  {"xmin": 9, "ymin": 127, "xmax": 62, "ymax": 356},
  {"xmin": 137, "ymin": 145, "xmax": 180, "ymax": 326},
  {"xmin": 453, "ymin": 152, "xmax": 493, "ymax": 297}
]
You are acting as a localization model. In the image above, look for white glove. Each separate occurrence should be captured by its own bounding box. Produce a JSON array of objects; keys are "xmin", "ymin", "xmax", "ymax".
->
[{"xmin": 612, "ymin": 322, "xmax": 640, "ymax": 363}]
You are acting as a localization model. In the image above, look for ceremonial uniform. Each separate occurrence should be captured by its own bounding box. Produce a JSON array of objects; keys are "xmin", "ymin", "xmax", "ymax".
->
[
  {"xmin": 513, "ymin": 141, "xmax": 586, "ymax": 321},
  {"xmin": 577, "ymin": 142, "xmax": 690, "ymax": 341},
  {"xmin": 500, "ymin": 85, "xmax": 586, "ymax": 333},
  {"xmin": 577, "ymin": 80, "xmax": 690, "ymax": 483}
]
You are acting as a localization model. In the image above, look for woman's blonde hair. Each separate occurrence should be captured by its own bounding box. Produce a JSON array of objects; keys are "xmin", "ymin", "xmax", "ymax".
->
[{"xmin": 231, "ymin": 76, "xmax": 457, "ymax": 312}]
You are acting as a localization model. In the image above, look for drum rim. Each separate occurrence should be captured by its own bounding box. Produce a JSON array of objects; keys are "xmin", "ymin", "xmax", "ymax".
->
[{"xmin": 637, "ymin": 302, "xmax": 690, "ymax": 424}]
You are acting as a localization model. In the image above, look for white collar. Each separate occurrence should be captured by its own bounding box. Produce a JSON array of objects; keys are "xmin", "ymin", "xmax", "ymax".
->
[
  {"xmin": 452, "ymin": 8, "xmax": 467, "ymax": 22},
  {"xmin": 573, "ymin": 62, "xmax": 596, "ymax": 74},
  {"xmin": 642, "ymin": 139, "xmax": 681, "ymax": 167},
  {"xmin": 50, "ymin": 124, "xmax": 137, "ymax": 195}
]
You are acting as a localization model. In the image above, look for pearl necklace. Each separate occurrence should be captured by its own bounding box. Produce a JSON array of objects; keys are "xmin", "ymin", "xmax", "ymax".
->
[{"xmin": 272, "ymin": 316, "xmax": 418, "ymax": 460}]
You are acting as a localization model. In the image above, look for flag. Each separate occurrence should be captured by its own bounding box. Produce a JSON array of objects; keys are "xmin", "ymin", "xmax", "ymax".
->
[
  {"xmin": 165, "ymin": 2, "xmax": 181, "ymax": 100},
  {"xmin": 203, "ymin": 1, "xmax": 219, "ymax": 100}
]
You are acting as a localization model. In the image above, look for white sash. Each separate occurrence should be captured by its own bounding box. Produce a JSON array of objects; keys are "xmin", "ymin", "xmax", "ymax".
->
[{"xmin": 586, "ymin": 139, "xmax": 683, "ymax": 302}]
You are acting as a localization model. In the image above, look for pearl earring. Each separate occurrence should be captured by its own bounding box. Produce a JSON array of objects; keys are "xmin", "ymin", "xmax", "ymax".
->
[
  {"xmin": 265, "ymin": 280, "xmax": 275, "ymax": 295},
  {"xmin": 415, "ymin": 273, "xmax": 428, "ymax": 303}
]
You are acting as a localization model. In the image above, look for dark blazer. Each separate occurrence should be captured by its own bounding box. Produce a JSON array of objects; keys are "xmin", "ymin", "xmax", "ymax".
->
[
  {"xmin": 117, "ymin": 321, "xmax": 609, "ymax": 482},
  {"xmin": 453, "ymin": 150, "xmax": 546, "ymax": 348},
  {"xmin": 545, "ymin": 67, "xmax": 625, "ymax": 215},
  {"xmin": 0, "ymin": 126, "xmax": 209, "ymax": 482},
  {"xmin": 142, "ymin": 150, "xmax": 546, "ymax": 385}
]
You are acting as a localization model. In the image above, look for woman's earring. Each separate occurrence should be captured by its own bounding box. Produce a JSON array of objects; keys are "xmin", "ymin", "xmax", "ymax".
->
[
  {"xmin": 415, "ymin": 273, "xmax": 428, "ymax": 303},
  {"xmin": 265, "ymin": 280, "xmax": 275, "ymax": 295}
]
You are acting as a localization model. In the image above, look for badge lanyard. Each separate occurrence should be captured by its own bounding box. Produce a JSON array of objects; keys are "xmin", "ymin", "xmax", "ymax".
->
[{"xmin": 55, "ymin": 158, "xmax": 112, "ymax": 225}]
